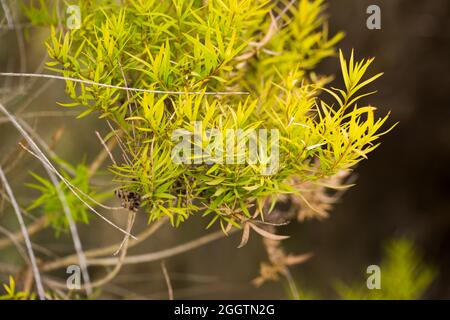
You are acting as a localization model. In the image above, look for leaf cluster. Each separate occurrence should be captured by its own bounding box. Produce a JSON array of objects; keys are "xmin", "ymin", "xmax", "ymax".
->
[
  {"xmin": 0, "ymin": 276, "xmax": 36, "ymax": 300},
  {"xmin": 335, "ymin": 239, "xmax": 436, "ymax": 300},
  {"xmin": 24, "ymin": 0, "xmax": 394, "ymax": 231},
  {"xmin": 26, "ymin": 161, "xmax": 106, "ymax": 235}
]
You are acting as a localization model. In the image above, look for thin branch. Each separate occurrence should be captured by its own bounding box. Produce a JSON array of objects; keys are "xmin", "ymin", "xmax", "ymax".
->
[
  {"xmin": 42, "ymin": 224, "xmax": 234, "ymax": 271},
  {"xmin": 87, "ymin": 229, "xmax": 237, "ymax": 267},
  {"xmin": 106, "ymin": 120, "xmax": 132, "ymax": 166},
  {"xmin": 0, "ymin": 216, "xmax": 47, "ymax": 249},
  {"xmin": 0, "ymin": 215, "xmax": 54, "ymax": 257},
  {"xmin": 113, "ymin": 210, "xmax": 136, "ymax": 256},
  {"xmin": 0, "ymin": 0, "xmax": 13, "ymax": 29},
  {"xmin": 1, "ymin": 0, "xmax": 27, "ymax": 88},
  {"xmin": 0, "ymin": 22, "xmax": 34, "ymax": 30},
  {"xmin": 40, "ymin": 156, "xmax": 93, "ymax": 295},
  {"xmin": 15, "ymin": 79, "xmax": 54, "ymax": 114},
  {"xmin": 0, "ymin": 181, "xmax": 66, "ymax": 233},
  {"xmin": 0, "ymin": 72, "xmax": 250, "ymax": 95},
  {"xmin": 0, "ymin": 224, "xmax": 30, "ymax": 262},
  {"xmin": 87, "ymin": 210, "xmax": 135, "ymax": 288},
  {"xmin": 0, "ymin": 102, "xmax": 136, "ymax": 239},
  {"xmin": 118, "ymin": 60, "xmax": 137, "ymax": 146},
  {"xmin": 42, "ymin": 217, "xmax": 168, "ymax": 272},
  {"xmin": 0, "ymin": 165, "xmax": 46, "ymax": 299},
  {"xmin": 281, "ymin": 267, "xmax": 299, "ymax": 300},
  {"xmin": 275, "ymin": 0, "xmax": 297, "ymax": 23},
  {"xmin": 14, "ymin": 21, "xmax": 27, "ymax": 89},
  {"xmin": 17, "ymin": 120, "xmax": 76, "ymax": 175},
  {"xmin": 144, "ymin": 282, "xmax": 241, "ymax": 300},
  {"xmin": 0, "ymin": 110, "xmax": 78, "ymax": 124},
  {"xmin": 22, "ymin": 142, "xmax": 125, "ymax": 211},
  {"xmin": 91, "ymin": 131, "xmax": 117, "ymax": 173},
  {"xmin": 45, "ymin": 210, "xmax": 136, "ymax": 291},
  {"xmin": 1, "ymin": 51, "xmax": 51, "ymax": 106},
  {"xmin": 161, "ymin": 261, "xmax": 174, "ymax": 300},
  {"xmin": 114, "ymin": 271, "xmax": 219, "ymax": 285}
]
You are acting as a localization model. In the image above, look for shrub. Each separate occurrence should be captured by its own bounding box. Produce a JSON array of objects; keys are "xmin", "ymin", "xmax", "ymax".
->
[{"xmin": 24, "ymin": 0, "xmax": 393, "ymax": 232}]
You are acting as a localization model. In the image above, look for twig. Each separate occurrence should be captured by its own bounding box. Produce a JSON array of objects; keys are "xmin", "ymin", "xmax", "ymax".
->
[
  {"xmin": 114, "ymin": 271, "xmax": 219, "ymax": 285},
  {"xmin": 90, "ymin": 131, "xmax": 117, "ymax": 176},
  {"xmin": 106, "ymin": 120, "xmax": 132, "ymax": 166},
  {"xmin": 0, "ymin": 165, "xmax": 46, "ymax": 299},
  {"xmin": 14, "ymin": 21, "xmax": 27, "ymax": 90},
  {"xmin": 118, "ymin": 60, "xmax": 137, "ymax": 146},
  {"xmin": 144, "ymin": 282, "xmax": 241, "ymax": 300},
  {"xmin": 0, "ymin": 22, "xmax": 34, "ymax": 30},
  {"xmin": 0, "ymin": 215, "xmax": 56, "ymax": 258},
  {"xmin": 87, "ymin": 229, "xmax": 238, "ymax": 267},
  {"xmin": 17, "ymin": 119, "xmax": 75, "ymax": 175},
  {"xmin": 275, "ymin": 0, "xmax": 297, "ymax": 23},
  {"xmin": 23, "ymin": 266, "xmax": 33, "ymax": 295},
  {"xmin": 42, "ymin": 217, "xmax": 168, "ymax": 272},
  {"xmin": 0, "ymin": 102, "xmax": 136, "ymax": 239},
  {"xmin": 281, "ymin": 267, "xmax": 299, "ymax": 300},
  {"xmin": 40, "ymin": 156, "xmax": 93, "ymax": 295},
  {"xmin": 0, "ymin": 183, "xmax": 66, "ymax": 232},
  {"xmin": 42, "ymin": 224, "xmax": 234, "ymax": 271},
  {"xmin": 1, "ymin": 0, "xmax": 27, "ymax": 88},
  {"xmin": 0, "ymin": 224, "xmax": 30, "ymax": 262},
  {"xmin": 0, "ymin": 216, "xmax": 47, "ymax": 249},
  {"xmin": 15, "ymin": 79, "xmax": 54, "ymax": 114},
  {"xmin": 1, "ymin": 137, "xmax": 28, "ymax": 174},
  {"xmin": 0, "ymin": 110, "xmax": 78, "ymax": 124},
  {"xmin": 88, "ymin": 210, "xmax": 135, "ymax": 288},
  {"xmin": 0, "ymin": 0, "xmax": 13, "ymax": 29},
  {"xmin": 0, "ymin": 52, "xmax": 51, "ymax": 106},
  {"xmin": 46, "ymin": 210, "xmax": 136, "ymax": 290},
  {"xmin": 19, "ymin": 141, "xmax": 123, "ymax": 211},
  {"xmin": 161, "ymin": 261, "xmax": 174, "ymax": 300},
  {"xmin": 113, "ymin": 210, "xmax": 135, "ymax": 256},
  {"xmin": 0, "ymin": 72, "xmax": 250, "ymax": 95}
]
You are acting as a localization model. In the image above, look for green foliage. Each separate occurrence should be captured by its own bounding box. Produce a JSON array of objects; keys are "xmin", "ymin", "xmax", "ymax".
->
[
  {"xmin": 25, "ymin": 0, "xmax": 394, "ymax": 230},
  {"xmin": 21, "ymin": 0, "xmax": 58, "ymax": 26},
  {"xmin": 26, "ymin": 161, "xmax": 106, "ymax": 235},
  {"xmin": 242, "ymin": 0, "xmax": 345, "ymax": 90},
  {"xmin": 0, "ymin": 276, "xmax": 36, "ymax": 300},
  {"xmin": 335, "ymin": 239, "xmax": 436, "ymax": 300}
]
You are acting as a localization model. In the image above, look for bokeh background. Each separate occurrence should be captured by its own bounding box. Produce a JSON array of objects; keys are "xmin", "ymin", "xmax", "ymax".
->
[{"xmin": 0, "ymin": 0, "xmax": 449, "ymax": 299}]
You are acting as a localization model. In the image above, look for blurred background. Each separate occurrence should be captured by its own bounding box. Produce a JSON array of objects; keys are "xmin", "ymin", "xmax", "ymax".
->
[{"xmin": 0, "ymin": 0, "xmax": 449, "ymax": 299}]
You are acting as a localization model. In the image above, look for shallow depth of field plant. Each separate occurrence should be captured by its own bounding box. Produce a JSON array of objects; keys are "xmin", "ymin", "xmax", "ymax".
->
[{"xmin": 0, "ymin": 0, "xmax": 434, "ymax": 300}]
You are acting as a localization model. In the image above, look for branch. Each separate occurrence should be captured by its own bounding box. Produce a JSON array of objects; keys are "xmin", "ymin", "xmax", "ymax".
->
[
  {"xmin": 161, "ymin": 261, "xmax": 174, "ymax": 300},
  {"xmin": 0, "ymin": 102, "xmax": 136, "ymax": 238},
  {"xmin": 88, "ymin": 131, "xmax": 118, "ymax": 175},
  {"xmin": 43, "ymin": 210, "xmax": 136, "ymax": 291},
  {"xmin": 43, "ymin": 225, "xmax": 235, "ymax": 271},
  {"xmin": 0, "ymin": 165, "xmax": 46, "ymax": 299},
  {"xmin": 0, "ymin": 110, "xmax": 79, "ymax": 124},
  {"xmin": 87, "ymin": 211, "xmax": 136, "ymax": 289},
  {"xmin": 34, "ymin": 143, "xmax": 93, "ymax": 295},
  {"xmin": 0, "ymin": 72, "xmax": 249, "ymax": 96},
  {"xmin": 0, "ymin": 224, "xmax": 30, "ymax": 262},
  {"xmin": 42, "ymin": 217, "xmax": 168, "ymax": 271},
  {"xmin": 0, "ymin": 216, "xmax": 47, "ymax": 250},
  {"xmin": 87, "ymin": 229, "xmax": 237, "ymax": 267}
]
